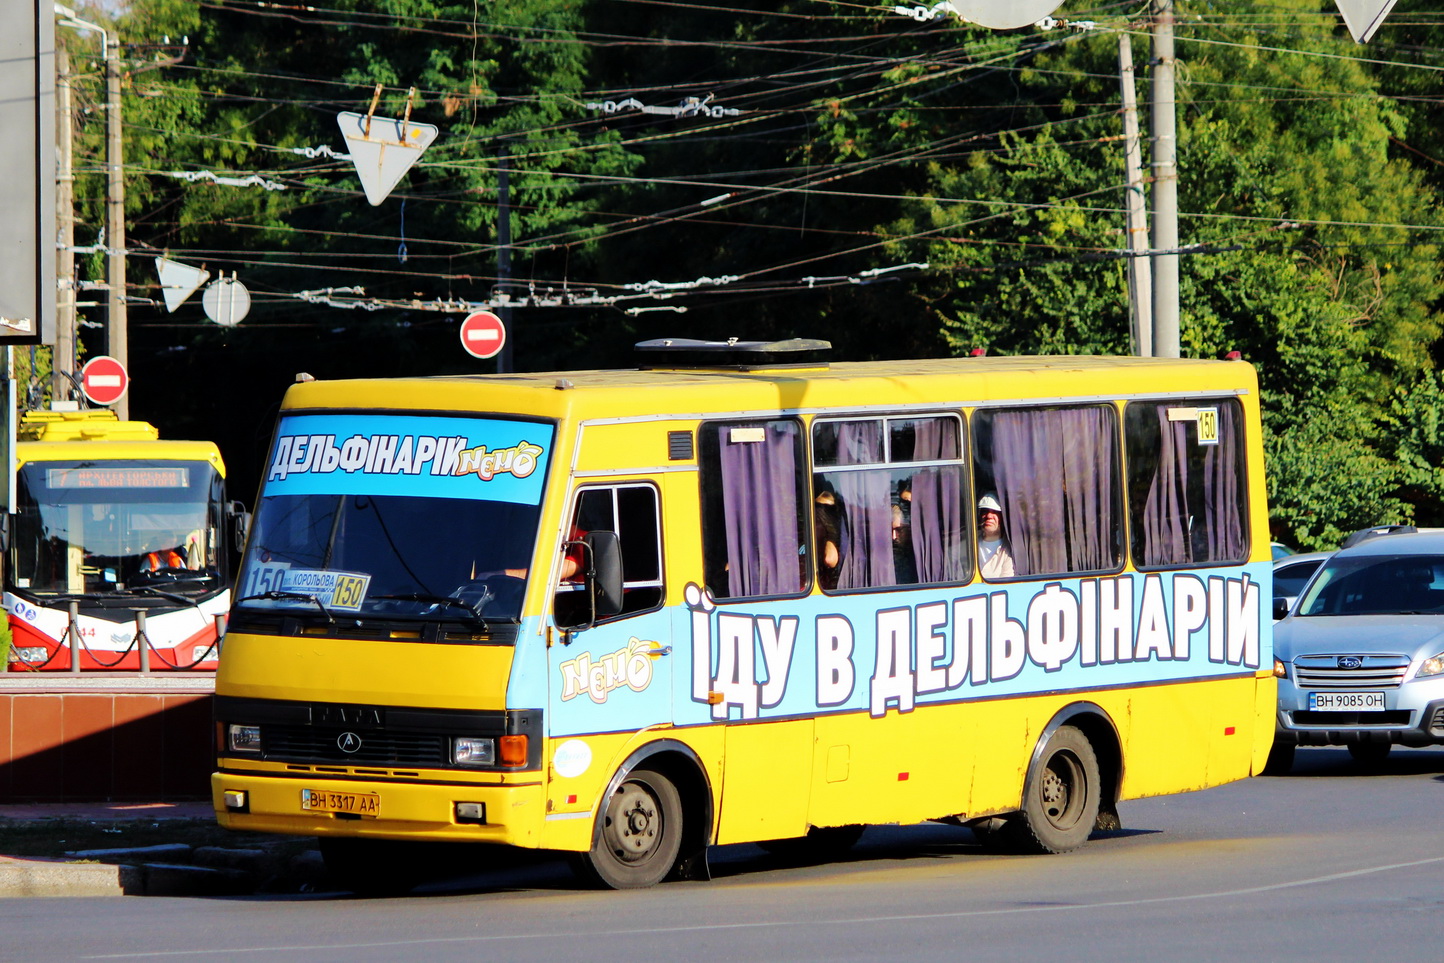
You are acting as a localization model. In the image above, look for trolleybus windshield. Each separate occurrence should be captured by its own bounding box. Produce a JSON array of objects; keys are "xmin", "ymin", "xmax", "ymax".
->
[{"xmin": 10, "ymin": 459, "xmax": 225, "ymax": 596}]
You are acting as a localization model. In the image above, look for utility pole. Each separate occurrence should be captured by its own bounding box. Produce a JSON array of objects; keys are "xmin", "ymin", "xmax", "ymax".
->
[
  {"xmin": 55, "ymin": 4, "xmax": 127, "ymax": 416},
  {"xmin": 496, "ymin": 148, "xmax": 513, "ymax": 374},
  {"xmin": 1118, "ymin": 34, "xmax": 1152, "ymax": 358},
  {"xmin": 104, "ymin": 25, "xmax": 128, "ymax": 417},
  {"xmin": 1150, "ymin": 0, "xmax": 1180, "ymax": 358},
  {"xmin": 54, "ymin": 41, "xmax": 76, "ymax": 403}
]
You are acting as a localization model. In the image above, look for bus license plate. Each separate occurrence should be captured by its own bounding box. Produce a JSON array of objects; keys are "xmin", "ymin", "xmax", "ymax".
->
[
  {"xmin": 1307, "ymin": 691, "xmax": 1385, "ymax": 711},
  {"xmin": 301, "ymin": 788, "xmax": 380, "ymax": 816}
]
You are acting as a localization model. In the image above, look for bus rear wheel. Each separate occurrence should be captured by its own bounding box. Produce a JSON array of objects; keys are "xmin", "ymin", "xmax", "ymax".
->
[
  {"xmin": 573, "ymin": 769, "xmax": 682, "ymax": 889},
  {"xmin": 1008, "ymin": 725, "xmax": 1100, "ymax": 855}
]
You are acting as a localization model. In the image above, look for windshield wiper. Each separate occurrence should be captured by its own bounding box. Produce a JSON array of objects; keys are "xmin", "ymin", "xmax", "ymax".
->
[
  {"xmin": 126, "ymin": 586, "xmax": 201, "ymax": 607},
  {"xmin": 372, "ymin": 592, "xmax": 488, "ymax": 623},
  {"xmin": 236, "ymin": 590, "xmax": 336, "ymax": 625}
]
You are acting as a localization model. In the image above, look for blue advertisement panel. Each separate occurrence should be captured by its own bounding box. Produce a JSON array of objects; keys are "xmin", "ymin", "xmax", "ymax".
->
[
  {"xmin": 263, "ymin": 413, "xmax": 555, "ymax": 504},
  {"xmin": 542, "ymin": 609, "xmax": 675, "ymax": 736},
  {"xmin": 539, "ymin": 565, "xmax": 1270, "ymax": 736},
  {"xmin": 675, "ymin": 567, "xmax": 1270, "ymax": 726}
]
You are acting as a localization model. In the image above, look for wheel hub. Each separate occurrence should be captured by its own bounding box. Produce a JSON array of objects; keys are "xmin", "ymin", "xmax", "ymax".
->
[{"xmin": 607, "ymin": 784, "xmax": 659, "ymax": 860}]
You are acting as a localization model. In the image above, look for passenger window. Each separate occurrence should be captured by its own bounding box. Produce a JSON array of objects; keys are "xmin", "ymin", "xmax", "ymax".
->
[
  {"xmin": 553, "ymin": 484, "xmax": 663, "ymax": 627},
  {"xmin": 972, "ymin": 405, "xmax": 1123, "ymax": 578},
  {"xmin": 699, "ymin": 419, "xmax": 808, "ymax": 600},
  {"xmin": 1125, "ymin": 399, "xmax": 1248, "ymax": 569},
  {"xmin": 812, "ymin": 414, "xmax": 968, "ymax": 592}
]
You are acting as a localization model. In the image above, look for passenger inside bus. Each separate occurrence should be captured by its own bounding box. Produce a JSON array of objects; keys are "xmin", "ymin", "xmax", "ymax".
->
[
  {"xmin": 891, "ymin": 479, "xmax": 916, "ymax": 584},
  {"xmin": 814, "ymin": 483, "xmax": 845, "ymax": 590},
  {"xmin": 977, "ymin": 493, "xmax": 1015, "ymax": 578}
]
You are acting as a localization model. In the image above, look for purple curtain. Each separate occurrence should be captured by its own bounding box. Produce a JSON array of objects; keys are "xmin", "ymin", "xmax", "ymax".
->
[
  {"xmin": 834, "ymin": 422, "xmax": 894, "ymax": 589},
  {"xmin": 1142, "ymin": 407, "xmax": 1190, "ymax": 566},
  {"xmin": 992, "ymin": 407, "xmax": 1117, "ymax": 577},
  {"xmin": 1203, "ymin": 403, "xmax": 1246, "ymax": 560},
  {"xmin": 1140, "ymin": 403, "xmax": 1245, "ymax": 566},
  {"xmin": 910, "ymin": 419, "xmax": 967, "ymax": 583},
  {"xmin": 718, "ymin": 422, "xmax": 804, "ymax": 597}
]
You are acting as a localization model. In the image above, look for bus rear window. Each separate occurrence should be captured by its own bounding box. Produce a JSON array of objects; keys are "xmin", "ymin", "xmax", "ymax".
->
[{"xmin": 1125, "ymin": 399, "xmax": 1249, "ymax": 568}]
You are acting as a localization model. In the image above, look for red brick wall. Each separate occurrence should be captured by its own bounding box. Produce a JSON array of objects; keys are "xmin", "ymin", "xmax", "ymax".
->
[{"xmin": 0, "ymin": 689, "xmax": 214, "ymax": 802}]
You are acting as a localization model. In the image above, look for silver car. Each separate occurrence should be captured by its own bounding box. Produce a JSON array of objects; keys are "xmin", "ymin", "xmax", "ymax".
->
[
  {"xmin": 1272, "ymin": 550, "xmax": 1332, "ymax": 620},
  {"xmin": 1269, "ymin": 530, "xmax": 1444, "ymax": 773}
]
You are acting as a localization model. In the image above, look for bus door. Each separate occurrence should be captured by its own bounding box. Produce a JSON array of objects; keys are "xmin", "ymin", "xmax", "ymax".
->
[
  {"xmin": 690, "ymin": 417, "xmax": 817, "ymax": 843},
  {"xmin": 545, "ymin": 481, "xmax": 673, "ymax": 744}
]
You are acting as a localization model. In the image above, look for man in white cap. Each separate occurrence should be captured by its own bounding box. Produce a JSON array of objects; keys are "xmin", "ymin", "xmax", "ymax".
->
[{"xmin": 978, "ymin": 493, "xmax": 1015, "ymax": 578}]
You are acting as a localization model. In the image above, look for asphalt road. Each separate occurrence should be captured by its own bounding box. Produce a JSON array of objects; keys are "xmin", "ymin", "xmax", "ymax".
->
[{"xmin": 3, "ymin": 746, "xmax": 1443, "ymax": 963}]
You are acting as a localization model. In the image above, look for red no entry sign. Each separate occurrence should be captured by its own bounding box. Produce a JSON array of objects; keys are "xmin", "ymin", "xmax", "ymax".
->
[
  {"xmin": 81, "ymin": 355, "xmax": 129, "ymax": 406},
  {"xmin": 460, "ymin": 310, "xmax": 506, "ymax": 360}
]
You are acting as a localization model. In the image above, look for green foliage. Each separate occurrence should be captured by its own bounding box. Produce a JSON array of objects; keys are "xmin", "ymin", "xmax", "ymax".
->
[{"xmin": 54, "ymin": 0, "xmax": 1444, "ymax": 540}]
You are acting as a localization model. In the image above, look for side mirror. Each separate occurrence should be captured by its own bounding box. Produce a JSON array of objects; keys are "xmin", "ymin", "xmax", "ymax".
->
[
  {"xmin": 584, "ymin": 531, "xmax": 623, "ymax": 620},
  {"xmin": 1273, "ymin": 597, "xmax": 1291, "ymax": 621},
  {"xmin": 0, "ymin": 514, "xmax": 9, "ymax": 554},
  {"xmin": 227, "ymin": 501, "xmax": 251, "ymax": 554}
]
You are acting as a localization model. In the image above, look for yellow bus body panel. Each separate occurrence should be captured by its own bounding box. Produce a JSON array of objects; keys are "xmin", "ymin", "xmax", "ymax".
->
[{"xmin": 218, "ymin": 632, "xmax": 514, "ymax": 708}]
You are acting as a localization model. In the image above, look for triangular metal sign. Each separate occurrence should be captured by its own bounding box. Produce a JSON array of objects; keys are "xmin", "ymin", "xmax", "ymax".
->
[
  {"xmin": 337, "ymin": 110, "xmax": 439, "ymax": 206},
  {"xmin": 154, "ymin": 257, "xmax": 211, "ymax": 313},
  {"xmin": 1333, "ymin": 0, "xmax": 1400, "ymax": 43}
]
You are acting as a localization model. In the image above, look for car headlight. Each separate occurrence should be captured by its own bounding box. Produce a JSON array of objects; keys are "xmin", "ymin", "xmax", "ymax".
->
[
  {"xmin": 1274, "ymin": 658, "xmax": 1289, "ymax": 679},
  {"xmin": 1417, "ymin": 651, "xmax": 1444, "ymax": 678}
]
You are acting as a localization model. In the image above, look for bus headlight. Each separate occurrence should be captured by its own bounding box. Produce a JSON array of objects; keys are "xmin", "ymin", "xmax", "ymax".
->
[
  {"xmin": 453, "ymin": 737, "xmax": 496, "ymax": 766},
  {"xmin": 227, "ymin": 724, "xmax": 262, "ymax": 753},
  {"xmin": 8, "ymin": 646, "xmax": 49, "ymax": 663}
]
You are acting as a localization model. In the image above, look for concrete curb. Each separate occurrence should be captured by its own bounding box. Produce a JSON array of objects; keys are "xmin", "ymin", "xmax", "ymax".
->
[
  {"xmin": 0, "ymin": 856, "xmax": 132, "ymax": 897},
  {"xmin": 0, "ymin": 854, "xmax": 274, "ymax": 897},
  {"xmin": 0, "ymin": 845, "xmax": 325, "ymax": 898}
]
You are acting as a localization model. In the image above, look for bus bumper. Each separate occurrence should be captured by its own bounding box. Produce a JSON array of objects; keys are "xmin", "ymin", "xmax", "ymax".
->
[{"xmin": 211, "ymin": 771, "xmax": 547, "ymax": 848}]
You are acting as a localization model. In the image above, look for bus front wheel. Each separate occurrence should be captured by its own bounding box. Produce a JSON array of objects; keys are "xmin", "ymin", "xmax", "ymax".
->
[
  {"xmin": 1009, "ymin": 725, "xmax": 1101, "ymax": 855},
  {"xmin": 573, "ymin": 768, "xmax": 682, "ymax": 889}
]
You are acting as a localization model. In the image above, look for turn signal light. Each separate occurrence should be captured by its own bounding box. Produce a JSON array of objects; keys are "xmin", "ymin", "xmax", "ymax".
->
[{"xmin": 499, "ymin": 734, "xmax": 528, "ymax": 767}]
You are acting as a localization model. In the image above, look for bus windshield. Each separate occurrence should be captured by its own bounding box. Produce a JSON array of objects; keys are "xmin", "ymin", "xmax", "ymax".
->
[
  {"xmin": 235, "ymin": 412, "xmax": 555, "ymax": 624},
  {"xmin": 10, "ymin": 459, "xmax": 225, "ymax": 596},
  {"xmin": 238, "ymin": 493, "xmax": 543, "ymax": 621}
]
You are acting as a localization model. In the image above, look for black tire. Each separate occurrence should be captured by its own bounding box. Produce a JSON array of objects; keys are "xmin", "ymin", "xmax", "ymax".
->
[
  {"xmin": 320, "ymin": 838, "xmax": 424, "ymax": 897},
  {"xmin": 1347, "ymin": 741, "xmax": 1392, "ymax": 767},
  {"xmin": 1006, "ymin": 725, "xmax": 1101, "ymax": 855},
  {"xmin": 757, "ymin": 824, "xmax": 865, "ymax": 859},
  {"xmin": 572, "ymin": 769, "xmax": 683, "ymax": 889},
  {"xmin": 1261, "ymin": 740, "xmax": 1296, "ymax": 775}
]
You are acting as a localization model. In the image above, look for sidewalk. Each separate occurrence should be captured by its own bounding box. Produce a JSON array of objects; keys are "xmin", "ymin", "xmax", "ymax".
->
[{"xmin": 0, "ymin": 800, "xmax": 323, "ymax": 897}]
